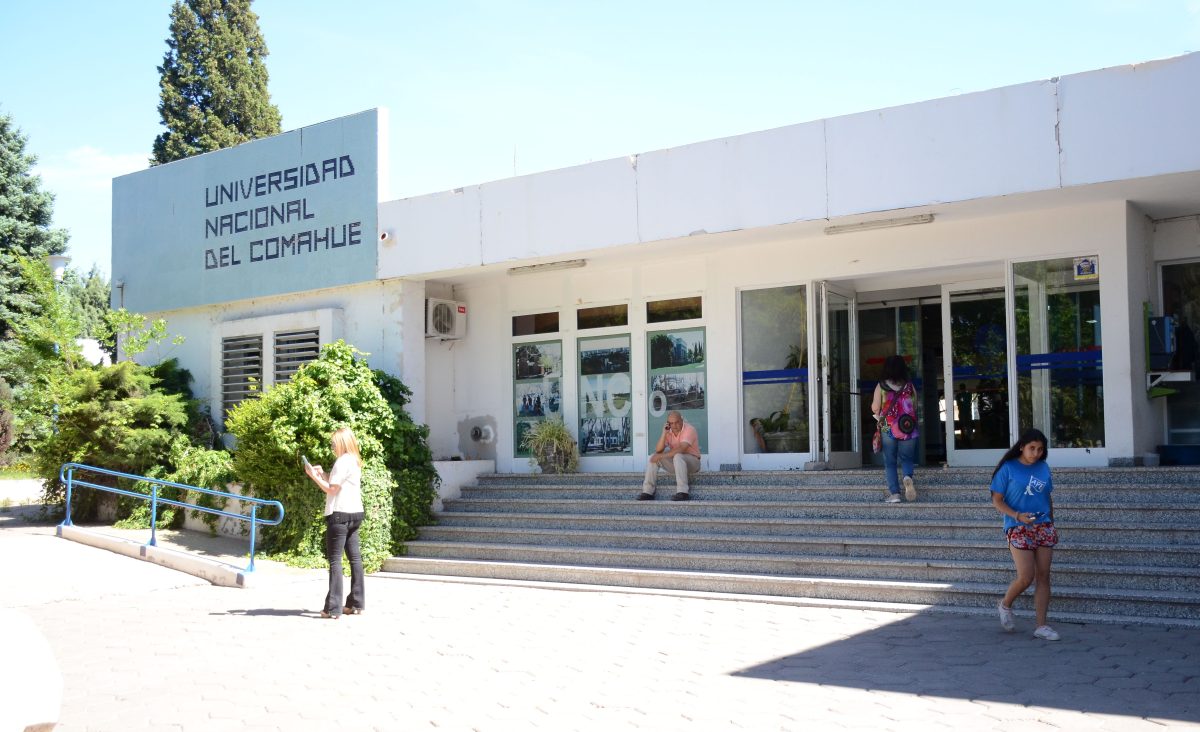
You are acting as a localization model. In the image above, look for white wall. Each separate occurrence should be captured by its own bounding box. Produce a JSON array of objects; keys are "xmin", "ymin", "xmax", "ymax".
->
[
  {"xmin": 1125, "ymin": 204, "xmax": 1159, "ymax": 458},
  {"xmin": 438, "ymin": 199, "xmax": 1138, "ymax": 472},
  {"xmin": 141, "ymin": 279, "xmax": 417, "ymax": 427},
  {"xmin": 378, "ymin": 53, "xmax": 1200, "ymax": 280},
  {"xmin": 826, "ymin": 80, "xmax": 1060, "ymax": 215},
  {"xmin": 1154, "ymin": 217, "xmax": 1200, "ymax": 263},
  {"xmin": 1059, "ymin": 53, "xmax": 1200, "ymax": 185}
]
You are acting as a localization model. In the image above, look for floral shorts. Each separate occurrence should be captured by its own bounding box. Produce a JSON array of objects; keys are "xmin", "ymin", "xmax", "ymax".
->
[{"xmin": 1007, "ymin": 521, "xmax": 1059, "ymax": 550}]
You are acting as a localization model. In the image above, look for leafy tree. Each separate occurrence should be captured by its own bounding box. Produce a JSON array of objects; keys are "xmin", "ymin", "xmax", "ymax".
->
[
  {"xmin": 0, "ymin": 111, "xmax": 68, "ymax": 337},
  {"xmin": 0, "ymin": 258, "xmax": 86, "ymax": 454},
  {"xmin": 62, "ymin": 265, "xmax": 111, "ymax": 346},
  {"xmin": 151, "ymin": 0, "xmax": 282, "ymax": 165},
  {"xmin": 0, "ymin": 377, "xmax": 13, "ymax": 463}
]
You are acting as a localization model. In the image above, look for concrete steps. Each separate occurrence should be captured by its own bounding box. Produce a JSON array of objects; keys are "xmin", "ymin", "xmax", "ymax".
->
[
  {"xmin": 389, "ymin": 468, "xmax": 1200, "ymax": 625},
  {"xmin": 415, "ymin": 525, "xmax": 1200, "ymax": 566}
]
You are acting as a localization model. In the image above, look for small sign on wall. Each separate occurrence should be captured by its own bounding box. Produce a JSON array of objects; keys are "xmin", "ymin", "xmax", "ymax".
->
[{"xmin": 1074, "ymin": 256, "xmax": 1099, "ymax": 281}]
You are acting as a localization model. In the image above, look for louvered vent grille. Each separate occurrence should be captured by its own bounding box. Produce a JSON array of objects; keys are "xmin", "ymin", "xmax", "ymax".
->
[
  {"xmin": 222, "ymin": 335, "xmax": 263, "ymax": 422},
  {"xmin": 274, "ymin": 328, "xmax": 320, "ymax": 383}
]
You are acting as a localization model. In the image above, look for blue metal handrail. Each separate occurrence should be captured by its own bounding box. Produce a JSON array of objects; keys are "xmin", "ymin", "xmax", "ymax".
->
[{"xmin": 57, "ymin": 462, "xmax": 285, "ymax": 572}]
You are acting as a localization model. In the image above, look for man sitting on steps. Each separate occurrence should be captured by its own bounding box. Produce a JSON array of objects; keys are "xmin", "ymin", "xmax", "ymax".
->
[{"xmin": 638, "ymin": 410, "xmax": 701, "ymax": 501}]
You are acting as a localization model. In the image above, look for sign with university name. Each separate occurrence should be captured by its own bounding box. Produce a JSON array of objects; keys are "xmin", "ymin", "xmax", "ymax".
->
[{"xmin": 112, "ymin": 110, "xmax": 380, "ymax": 312}]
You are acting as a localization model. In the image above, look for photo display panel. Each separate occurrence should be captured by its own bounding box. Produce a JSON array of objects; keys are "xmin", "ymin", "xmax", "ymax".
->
[
  {"xmin": 646, "ymin": 327, "xmax": 708, "ymax": 452},
  {"xmin": 578, "ymin": 334, "xmax": 632, "ymax": 456},
  {"xmin": 513, "ymin": 340, "xmax": 564, "ymax": 457}
]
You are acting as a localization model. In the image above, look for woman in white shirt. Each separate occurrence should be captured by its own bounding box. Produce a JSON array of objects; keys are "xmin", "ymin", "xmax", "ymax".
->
[{"xmin": 304, "ymin": 427, "xmax": 365, "ymax": 619}]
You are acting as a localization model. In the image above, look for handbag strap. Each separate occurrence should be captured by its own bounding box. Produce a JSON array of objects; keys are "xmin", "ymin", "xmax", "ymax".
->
[{"xmin": 882, "ymin": 383, "xmax": 904, "ymax": 420}]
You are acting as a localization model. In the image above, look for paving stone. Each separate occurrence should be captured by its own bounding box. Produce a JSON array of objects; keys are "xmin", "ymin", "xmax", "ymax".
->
[{"xmin": 11, "ymin": 523, "xmax": 1200, "ymax": 732}]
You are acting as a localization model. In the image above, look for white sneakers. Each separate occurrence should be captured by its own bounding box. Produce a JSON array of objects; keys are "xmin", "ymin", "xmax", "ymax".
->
[
  {"xmin": 903, "ymin": 476, "xmax": 916, "ymax": 502},
  {"xmin": 998, "ymin": 601, "xmax": 1061, "ymax": 641},
  {"xmin": 884, "ymin": 493, "xmax": 902, "ymax": 503},
  {"xmin": 998, "ymin": 602, "xmax": 1015, "ymax": 632},
  {"xmin": 1034, "ymin": 625, "xmax": 1061, "ymax": 641}
]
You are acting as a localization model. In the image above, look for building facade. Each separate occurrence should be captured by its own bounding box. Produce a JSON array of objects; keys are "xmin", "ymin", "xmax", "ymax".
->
[{"xmin": 113, "ymin": 53, "xmax": 1200, "ymax": 474}]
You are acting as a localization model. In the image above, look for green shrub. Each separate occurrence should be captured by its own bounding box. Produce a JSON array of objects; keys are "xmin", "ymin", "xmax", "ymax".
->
[
  {"xmin": 33, "ymin": 360, "xmax": 190, "ymax": 519},
  {"xmin": 374, "ymin": 370, "xmax": 439, "ymax": 546},
  {"xmin": 224, "ymin": 340, "xmax": 435, "ymax": 572}
]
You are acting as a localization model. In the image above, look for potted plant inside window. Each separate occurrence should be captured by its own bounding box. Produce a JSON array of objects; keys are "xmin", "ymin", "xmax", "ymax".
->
[
  {"xmin": 520, "ymin": 418, "xmax": 580, "ymax": 474},
  {"xmin": 755, "ymin": 344, "xmax": 806, "ymax": 453}
]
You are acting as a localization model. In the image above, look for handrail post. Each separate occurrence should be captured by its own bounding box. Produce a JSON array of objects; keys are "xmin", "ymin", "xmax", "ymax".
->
[
  {"xmin": 62, "ymin": 467, "xmax": 74, "ymax": 527},
  {"xmin": 246, "ymin": 505, "xmax": 259, "ymax": 573},
  {"xmin": 149, "ymin": 484, "xmax": 159, "ymax": 547}
]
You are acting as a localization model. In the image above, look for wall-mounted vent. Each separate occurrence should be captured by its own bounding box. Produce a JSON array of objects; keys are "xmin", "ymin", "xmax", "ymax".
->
[
  {"xmin": 274, "ymin": 328, "xmax": 321, "ymax": 382},
  {"xmin": 426, "ymin": 298, "xmax": 467, "ymax": 339},
  {"xmin": 221, "ymin": 334, "xmax": 263, "ymax": 422}
]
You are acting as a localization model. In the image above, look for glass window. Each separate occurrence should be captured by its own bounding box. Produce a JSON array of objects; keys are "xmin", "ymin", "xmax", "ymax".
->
[
  {"xmin": 512, "ymin": 341, "xmax": 563, "ymax": 457},
  {"xmin": 1013, "ymin": 256, "xmax": 1103, "ymax": 448},
  {"xmin": 1162, "ymin": 261, "xmax": 1200, "ymax": 445},
  {"xmin": 578, "ymin": 335, "xmax": 632, "ymax": 456},
  {"xmin": 577, "ymin": 304, "xmax": 628, "ymax": 330},
  {"xmin": 647, "ymin": 296, "xmax": 702, "ymax": 323},
  {"xmin": 647, "ymin": 327, "xmax": 707, "ymax": 452},
  {"xmin": 740, "ymin": 286, "xmax": 807, "ymax": 454},
  {"xmin": 512, "ymin": 311, "xmax": 559, "ymax": 336}
]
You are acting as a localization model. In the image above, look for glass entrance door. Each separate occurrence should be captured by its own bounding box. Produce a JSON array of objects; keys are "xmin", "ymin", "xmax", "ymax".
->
[
  {"xmin": 817, "ymin": 282, "xmax": 861, "ymax": 468},
  {"xmin": 858, "ymin": 299, "xmax": 944, "ymax": 466},
  {"xmin": 942, "ymin": 282, "xmax": 1011, "ymax": 465}
]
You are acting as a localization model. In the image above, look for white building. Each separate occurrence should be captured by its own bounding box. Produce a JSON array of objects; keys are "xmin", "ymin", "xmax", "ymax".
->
[{"xmin": 113, "ymin": 52, "xmax": 1200, "ymax": 474}]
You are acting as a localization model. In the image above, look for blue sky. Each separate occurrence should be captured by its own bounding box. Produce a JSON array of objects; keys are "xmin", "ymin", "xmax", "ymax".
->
[{"xmin": 2, "ymin": 1, "xmax": 1198, "ymax": 277}]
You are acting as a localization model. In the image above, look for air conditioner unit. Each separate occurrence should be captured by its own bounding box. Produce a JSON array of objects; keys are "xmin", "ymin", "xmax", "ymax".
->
[{"xmin": 425, "ymin": 298, "xmax": 467, "ymax": 339}]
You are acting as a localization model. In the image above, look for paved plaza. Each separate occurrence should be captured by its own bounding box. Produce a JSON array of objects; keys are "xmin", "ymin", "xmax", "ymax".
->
[{"xmin": 1, "ymin": 503, "xmax": 1198, "ymax": 732}]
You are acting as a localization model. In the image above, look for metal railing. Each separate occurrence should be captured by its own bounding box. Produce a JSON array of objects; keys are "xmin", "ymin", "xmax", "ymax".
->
[{"xmin": 58, "ymin": 463, "xmax": 285, "ymax": 572}]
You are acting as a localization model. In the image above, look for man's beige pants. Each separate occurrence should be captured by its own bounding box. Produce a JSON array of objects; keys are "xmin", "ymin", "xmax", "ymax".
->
[{"xmin": 641, "ymin": 454, "xmax": 701, "ymax": 495}]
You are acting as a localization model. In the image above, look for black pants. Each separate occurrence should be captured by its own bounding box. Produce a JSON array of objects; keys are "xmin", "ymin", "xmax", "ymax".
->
[{"xmin": 324, "ymin": 511, "xmax": 365, "ymax": 615}]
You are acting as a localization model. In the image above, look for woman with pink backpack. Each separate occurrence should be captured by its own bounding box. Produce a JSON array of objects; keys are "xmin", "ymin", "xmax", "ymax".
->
[{"xmin": 870, "ymin": 355, "xmax": 920, "ymax": 503}]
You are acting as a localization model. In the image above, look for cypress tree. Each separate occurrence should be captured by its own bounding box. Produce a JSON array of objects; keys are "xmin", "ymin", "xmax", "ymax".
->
[
  {"xmin": 151, "ymin": 0, "xmax": 283, "ymax": 165},
  {"xmin": 0, "ymin": 111, "xmax": 68, "ymax": 338}
]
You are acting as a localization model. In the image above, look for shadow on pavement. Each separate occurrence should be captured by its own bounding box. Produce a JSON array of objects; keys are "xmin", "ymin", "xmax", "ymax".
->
[
  {"xmin": 0, "ymin": 504, "xmax": 57, "ymax": 529},
  {"xmin": 732, "ymin": 609, "xmax": 1198, "ymax": 722},
  {"xmin": 218, "ymin": 608, "xmax": 315, "ymax": 617}
]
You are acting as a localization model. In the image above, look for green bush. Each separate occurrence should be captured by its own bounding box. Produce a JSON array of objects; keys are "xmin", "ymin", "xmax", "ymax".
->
[
  {"xmin": 374, "ymin": 370, "xmax": 438, "ymax": 546},
  {"xmin": 224, "ymin": 340, "xmax": 435, "ymax": 572},
  {"xmin": 33, "ymin": 360, "xmax": 190, "ymax": 519}
]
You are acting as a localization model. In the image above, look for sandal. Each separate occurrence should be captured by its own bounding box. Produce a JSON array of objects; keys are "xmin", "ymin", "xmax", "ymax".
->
[{"xmin": 343, "ymin": 607, "xmax": 364, "ymax": 615}]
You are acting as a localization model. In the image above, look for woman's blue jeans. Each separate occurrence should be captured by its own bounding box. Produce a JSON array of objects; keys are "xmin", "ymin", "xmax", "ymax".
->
[
  {"xmin": 881, "ymin": 431, "xmax": 917, "ymax": 494},
  {"xmin": 324, "ymin": 511, "xmax": 365, "ymax": 615}
]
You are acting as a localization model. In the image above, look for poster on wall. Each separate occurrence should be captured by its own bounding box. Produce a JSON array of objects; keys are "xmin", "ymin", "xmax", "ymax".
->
[
  {"xmin": 513, "ymin": 340, "xmax": 563, "ymax": 457},
  {"xmin": 578, "ymin": 335, "xmax": 632, "ymax": 456},
  {"xmin": 646, "ymin": 327, "xmax": 708, "ymax": 453}
]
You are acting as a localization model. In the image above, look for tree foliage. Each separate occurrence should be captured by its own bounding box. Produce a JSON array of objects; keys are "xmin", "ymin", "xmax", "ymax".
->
[
  {"xmin": 224, "ymin": 341, "xmax": 437, "ymax": 572},
  {"xmin": 62, "ymin": 265, "xmax": 111, "ymax": 344},
  {"xmin": 0, "ymin": 111, "xmax": 68, "ymax": 338},
  {"xmin": 0, "ymin": 258, "xmax": 86, "ymax": 453},
  {"xmin": 152, "ymin": 0, "xmax": 283, "ymax": 165},
  {"xmin": 0, "ymin": 377, "xmax": 13, "ymax": 462}
]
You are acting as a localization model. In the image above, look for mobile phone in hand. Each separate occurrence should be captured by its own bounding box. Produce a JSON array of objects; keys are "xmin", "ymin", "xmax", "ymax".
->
[{"xmin": 302, "ymin": 455, "xmax": 312, "ymax": 469}]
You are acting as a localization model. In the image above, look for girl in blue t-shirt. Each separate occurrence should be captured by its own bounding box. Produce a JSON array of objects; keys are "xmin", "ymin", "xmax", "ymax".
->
[{"xmin": 990, "ymin": 428, "xmax": 1060, "ymax": 641}]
